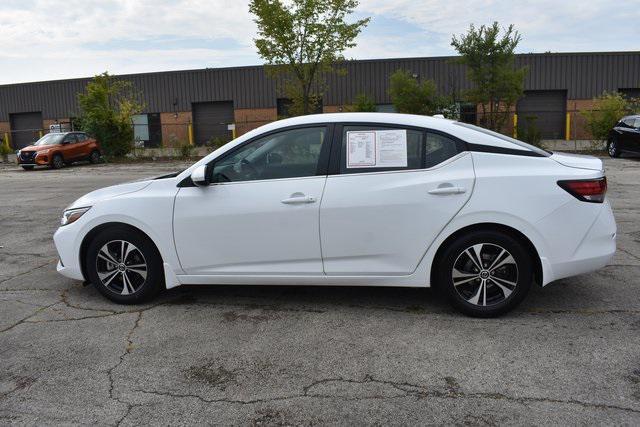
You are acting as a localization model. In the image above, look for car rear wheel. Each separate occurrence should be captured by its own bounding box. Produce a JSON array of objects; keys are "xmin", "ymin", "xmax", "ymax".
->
[
  {"xmin": 51, "ymin": 154, "xmax": 64, "ymax": 169},
  {"xmin": 437, "ymin": 230, "xmax": 533, "ymax": 317},
  {"xmin": 608, "ymin": 138, "xmax": 620, "ymax": 158},
  {"xmin": 21, "ymin": 165, "xmax": 34, "ymax": 170},
  {"xmin": 89, "ymin": 150, "xmax": 101, "ymax": 164},
  {"xmin": 85, "ymin": 226, "xmax": 164, "ymax": 304}
]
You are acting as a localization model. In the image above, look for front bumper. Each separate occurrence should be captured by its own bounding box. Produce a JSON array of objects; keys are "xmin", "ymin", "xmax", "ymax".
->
[
  {"xmin": 53, "ymin": 225, "xmax": 85, "ymax": 281},
  {"xmin": 17, "ymin": 153, "xmax": 50, "ymax": 165}
]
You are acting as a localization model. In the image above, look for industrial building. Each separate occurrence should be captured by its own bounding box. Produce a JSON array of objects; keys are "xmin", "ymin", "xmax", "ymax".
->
[{"xmin": 0, "ymin": 51, "xmax": 638, "ymax": 149}]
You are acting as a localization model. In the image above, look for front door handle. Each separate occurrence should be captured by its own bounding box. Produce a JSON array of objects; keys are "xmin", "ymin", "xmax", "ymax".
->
[
  {"xmin": 428, "ymin": 186, "xmax": 466, "ymax": 195},
  {"xmin": 281, "ymin": 193, "xmax": 316, "ymax": 204}
]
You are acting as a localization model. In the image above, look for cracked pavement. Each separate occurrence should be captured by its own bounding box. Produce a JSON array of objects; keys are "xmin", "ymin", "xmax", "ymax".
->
[{"xmin": 1, "ymin": 158, "xmax": 639, "ymax": 425}]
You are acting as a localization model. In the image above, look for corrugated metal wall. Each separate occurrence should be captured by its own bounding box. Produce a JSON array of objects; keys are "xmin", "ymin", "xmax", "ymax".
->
[{"xmin": 0, "ymin": 52, "xmax": 638, "ymax": 121}]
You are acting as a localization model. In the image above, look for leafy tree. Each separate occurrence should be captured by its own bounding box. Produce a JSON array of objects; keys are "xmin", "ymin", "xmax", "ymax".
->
[
  {"xmin": 389, "ymin": 70, "xmax": 450, "ymax": 115},
  {"xmin": 351, "ymin": 93, "xmax": 376, "ymax": 112},
  {"xmin": 451, "ymin": 22, "xmax": 527, "ymax": 132},
  {"xmin": 581, "ymin": 92, "xmax": 639, "ymax": 142},
  {"xmin": 77, "ymin": 72, "xmax": 143, "ymax": 158},
  {"xmin": 250, "ymin": 0, "xmax": 370, "ymax": 115}
]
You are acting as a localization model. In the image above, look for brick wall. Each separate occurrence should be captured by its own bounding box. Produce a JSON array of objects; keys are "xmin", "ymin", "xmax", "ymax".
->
[
  {"xmin": 160, "ymin": 112, "xmax": 191, "ymax": 147},
  {"xmin": 568, "ymin": 99, "xmax": 597, "ymax": 140},
  {"xmin": 234, "ymin": 108, "xmax": 277, "ymax": 136},
  {"xmin": 323, "ymin": 105, "xmax": 348, "ymax": 114}
]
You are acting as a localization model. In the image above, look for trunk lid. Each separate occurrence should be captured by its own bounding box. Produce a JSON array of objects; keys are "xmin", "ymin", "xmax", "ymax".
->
[{"xmin": 550, "ymin": 152, "xmax": 604, "ymax": 172}]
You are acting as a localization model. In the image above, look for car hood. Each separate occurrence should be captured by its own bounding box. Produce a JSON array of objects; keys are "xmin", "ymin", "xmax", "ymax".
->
[
  {"xmin": 67, "ymin": 180, "xmax": 153, "ymax": 209},
  {"xmin": 20, "ymin": 144, "xmax": 61, "ymax": 152},
  {"xmin": 550, "ymin": 152, "xmax": 604, "ymax": 172}
]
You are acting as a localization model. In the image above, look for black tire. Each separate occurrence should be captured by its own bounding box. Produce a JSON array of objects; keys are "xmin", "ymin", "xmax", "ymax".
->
[
  {"xmin": 51, "ymin": 154, "xmax": 64, "ymax": 169},
  {"xmin": 436, "ymin": 230, "xmax": 533, "ymax": 317},
  {"xmin": 21, "ymin": 165, "xmax": 34, "ymax": 170},
  {"xmin": 89, "ymin": 150, "xmax": 101, "ymax": 164},
  {"xmin": 85, "ymin": 225, "xmax": 164, "ymax": 304},
  {"xmin": 607, "ymin": 138, "xmax": 621, "ymax": 158}
]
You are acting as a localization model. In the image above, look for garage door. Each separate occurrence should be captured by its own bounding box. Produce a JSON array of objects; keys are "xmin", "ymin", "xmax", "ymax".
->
[
  {"xmin": 516, "ymin": 91, "xmax": 566, "ymax": 140},
  {"xmin": 192, "ymin": 102, "xmax": 234, "ymax": 146},
  {"xmin": 10, "ymin": 112, "xmax": 43, "ymax": 149}
]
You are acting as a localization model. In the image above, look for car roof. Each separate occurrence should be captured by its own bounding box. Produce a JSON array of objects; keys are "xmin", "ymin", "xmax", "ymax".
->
[
  {"xmin": 241, "ymin": 112, "xmax": 532, "ymax": 152},
  {"xmin": 177, "ymin": 112, "xmax": 543, "ymax": 182}
]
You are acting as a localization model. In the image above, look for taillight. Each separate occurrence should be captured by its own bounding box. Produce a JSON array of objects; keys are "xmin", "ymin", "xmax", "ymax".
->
[{"xmin": 558, "ymin": 177, "xmax": 607, "ymax": 203}]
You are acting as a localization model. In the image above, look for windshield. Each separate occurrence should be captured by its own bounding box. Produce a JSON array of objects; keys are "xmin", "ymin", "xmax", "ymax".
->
[
  {"xmin": 453, "ymin": 122, "xmax": 551, "ymax": 157},
  {"xmin": 34, "ymin": 133, "xmax": 65, "ymax": 146}
]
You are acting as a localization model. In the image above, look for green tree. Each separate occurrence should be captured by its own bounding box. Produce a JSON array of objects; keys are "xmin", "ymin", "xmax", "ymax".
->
[
  {"xmin": 389, "ymin": 70, "xmax": 449, "ymax": 115},
  {"xmin": 581, "ymin": 92, "xmax": 638, "ymax": 142},
  {"xmin": 451, "ymin": 22, "xmax": 527, "ymax": 132},
  {"xmin": 249, "ymin": 0, "xmax": 370, "ymax": 115},
  {"xmin": 77, "ymin": 72, "xmax": 143, "ymax": 158},
  {"xmin": 351, "ymin": 93, "xmax": 376, "ymax": 112}
]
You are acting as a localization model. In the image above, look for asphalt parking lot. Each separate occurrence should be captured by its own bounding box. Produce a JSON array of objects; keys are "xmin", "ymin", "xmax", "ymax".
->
[{"xmin": 1, "ymin": 158, "xmax": 639, "ymax": 425}]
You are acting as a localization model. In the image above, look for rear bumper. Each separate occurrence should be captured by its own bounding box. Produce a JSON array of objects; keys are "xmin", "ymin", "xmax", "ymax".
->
[{"xmin": 543, "ymin": 200, "xmax": 616, "ymax": 285}]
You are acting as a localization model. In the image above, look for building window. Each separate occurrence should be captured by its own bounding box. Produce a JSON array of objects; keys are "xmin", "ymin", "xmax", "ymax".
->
[{"xmin": 132, "ymin": 113, "xmax": 162, "ymax": 147}]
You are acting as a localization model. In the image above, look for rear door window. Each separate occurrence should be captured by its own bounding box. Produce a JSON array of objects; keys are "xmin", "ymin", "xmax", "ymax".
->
[
  {"xmin": 63, "ymin": 134, "xmax": 77, "ymax": 144},
  {"xmin": 338, "ymin": 125, "xmax": 461, "ymax": 174}
]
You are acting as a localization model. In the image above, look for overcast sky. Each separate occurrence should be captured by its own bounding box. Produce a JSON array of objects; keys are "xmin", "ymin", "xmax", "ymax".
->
[{"xmin": 0, "ymin": 0, "xmax": 638, "ymax": 85}]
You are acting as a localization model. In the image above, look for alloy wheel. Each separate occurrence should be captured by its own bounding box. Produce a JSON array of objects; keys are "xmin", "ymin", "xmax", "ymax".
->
[
  {"xmin": 608, "ymin": 140, "xmax": 617, "ymax": 156},
  {"xmin": 53, "ymin": 155, "xmax": 64, "ymax": 169},
  {"xmin": 451, "ymin": 243, "xmax": 519, "ymax": 307},
  {"xmin": 95, "ymin": 240, "xmax": 148, "ymax": 295}
]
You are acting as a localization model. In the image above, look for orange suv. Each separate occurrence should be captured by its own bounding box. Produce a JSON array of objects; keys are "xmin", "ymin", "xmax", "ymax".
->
[{"xmin": 16, "ymin": 132, "xmax": 101, "ymax": 170}]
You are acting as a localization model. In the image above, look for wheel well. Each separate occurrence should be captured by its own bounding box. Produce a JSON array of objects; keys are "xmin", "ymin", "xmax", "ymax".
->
[
  {"xmin": 430, "ymin": 223, "xmax": 543, "ymax": 288},
  {"xmin": 79, "ymin": 222, "xmax": 162, "ymax": 281}
]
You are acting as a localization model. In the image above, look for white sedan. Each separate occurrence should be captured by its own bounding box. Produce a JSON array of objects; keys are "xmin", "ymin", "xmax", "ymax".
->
[{"xmin": 54, "ymin": 113, "xmax": 616, "ymax": 317}]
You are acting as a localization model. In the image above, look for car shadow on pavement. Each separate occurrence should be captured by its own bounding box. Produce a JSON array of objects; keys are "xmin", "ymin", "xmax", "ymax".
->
[{"xmin": 156, "ymin": 284, "xmax": 454, "ymax": 316}]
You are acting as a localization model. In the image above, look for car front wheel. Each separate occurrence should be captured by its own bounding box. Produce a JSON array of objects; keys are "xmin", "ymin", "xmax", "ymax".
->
[
  {"xmin": 85, "ymin": 226, "xmax": 163, "ymax": 304},
  {"xmin": 51, "ymin": 154, "xmax": 64, "ymax": 169},
  {"xmin": 437, "ymin": 230, "xmax": 533, "ymax": 317}
]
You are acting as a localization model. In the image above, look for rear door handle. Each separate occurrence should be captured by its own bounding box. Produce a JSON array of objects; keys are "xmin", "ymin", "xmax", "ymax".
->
[
  {"xmin": 281, "ymin": 193, "xmax": 316, "ymax": 204},
  {"xmin": 428, "ymin": 186, "xmax": 466, "ymax": 195}
]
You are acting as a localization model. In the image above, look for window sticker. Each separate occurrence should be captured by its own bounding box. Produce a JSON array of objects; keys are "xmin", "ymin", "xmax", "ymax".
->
[
  {"xmin": 346, "ymin": 131, "xmax": 376, "ymax": 167},
  {"xmin": 346, "ymin": 129, "xmax": 407, "ymax": 168}
]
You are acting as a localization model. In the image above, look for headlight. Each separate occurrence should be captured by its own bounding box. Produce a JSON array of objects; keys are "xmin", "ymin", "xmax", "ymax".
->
[{"xmin": 61, "ymin": 207, "xmax": 91, "ymax": 226}]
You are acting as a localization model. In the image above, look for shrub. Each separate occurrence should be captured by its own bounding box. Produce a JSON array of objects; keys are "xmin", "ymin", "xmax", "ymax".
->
[
  {"xmin": 0, "ymin": 136, "xmax": 12, "ymax": 162},
  {"xmin": 581, "ymin": 92, "xmax": 637, "ymax": 142},
  {"xmin": 178, "ymin": 141, "xmax": 194, "ymax": 158},
  {"xmin": 517, "ymin": 115, "xmax": 542, "ymax": 147},
  {"xmin": 351, "ymin": 93, "xmax": 376, "ymax": 112}
]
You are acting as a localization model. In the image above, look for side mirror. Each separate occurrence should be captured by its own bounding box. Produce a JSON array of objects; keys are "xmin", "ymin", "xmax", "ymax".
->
[{"xmin": 190, "ymin": 164, "xmax": 210, "ymax": 186}]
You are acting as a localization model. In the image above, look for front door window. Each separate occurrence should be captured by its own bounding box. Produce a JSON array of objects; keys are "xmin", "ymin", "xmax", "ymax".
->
[{"xmin": 211, "ymin": 126, "xmax": 327, "ymax": 183}]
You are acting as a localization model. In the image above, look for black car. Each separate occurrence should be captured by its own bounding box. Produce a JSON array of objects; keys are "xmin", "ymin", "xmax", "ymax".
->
[{"xmin": 608, "ymin": 115, "xmax": 640, "ymax": 157}]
